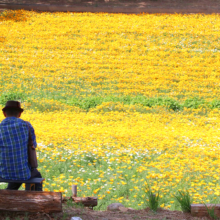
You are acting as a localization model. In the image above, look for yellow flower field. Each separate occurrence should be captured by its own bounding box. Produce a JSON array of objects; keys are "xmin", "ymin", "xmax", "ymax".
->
[
  {"xmin": 1, "ymin": 108, "xmax": 220, "ymax": 209},
  {"xmin": 0, "ymin": 10, "xmax": 220, "ymax": 210},
  {"xmin": 1, "ymin": 11, "xmax": 220, "ymax": 102}
]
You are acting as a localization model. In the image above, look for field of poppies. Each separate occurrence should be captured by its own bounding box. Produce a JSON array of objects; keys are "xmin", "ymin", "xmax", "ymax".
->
[{"xmin": 0, "ymin": 10, "xmax": 220, "ymax": 210}]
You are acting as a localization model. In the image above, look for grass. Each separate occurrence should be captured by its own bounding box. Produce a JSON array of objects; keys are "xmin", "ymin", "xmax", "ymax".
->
[
  {"xmin": 204, "ymin": 204, "xmax": 220, "ymax": 220},
  {"xmin": 174, "ymin": 190, "xmax": 191, "ymax": 212},
  {"xmin": 145, "ymin": 184, "xmax": 160, "ymax": 212},
  {"xmin": 1, "ymin": 92, "xmax": 220, "ymax": 112}
]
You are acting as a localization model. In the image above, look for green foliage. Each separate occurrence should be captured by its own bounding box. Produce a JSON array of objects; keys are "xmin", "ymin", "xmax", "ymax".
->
[
  {"xmin": 145, "ymin": 184, "xmax": 160, "ymax": 212},
  {"xmin": 24, "ymin": 212, "xmax": 29, "ymax": 220},
  {"xmin": 154, "ymin": 97, "xmax": 182, "ymax": 111},
  {"xmin": 174, "ymin": 190, "xmax": 191, "ymax": 212},
  {"xmin": 66, "ymin": 197, "xmax": 75, "ymax": 208},
  {"xmin": 65, "ymin": 95, "xmax": 220, "ymax": 112},
  {"xmin": 61, "ymin": 212, "xmax": 68, "ymax": 220},
  {"xmin": 204, "ymin": 204, "xmax": 220, "ymax": 220},
  {"xmin": 68, "ymin": 96, "xmax": 103, "ymax": 110},
  {"xmin": 1, "ymin": 92, "xmax": 219, "ymax": 112},
  {"xmin": 183, "ymin": 97, "xmax": 206, "ymax": 109},
  {"xmin": 0, "ymin": 91, "xmax": 26, "ymax": 106},
  {"xmin": 210, "ymin": 99, "xmax": 220, "ymax": 109},
  {"xmin": 67, "ymin": 95, "xmax": 183, "ymax": 111}
]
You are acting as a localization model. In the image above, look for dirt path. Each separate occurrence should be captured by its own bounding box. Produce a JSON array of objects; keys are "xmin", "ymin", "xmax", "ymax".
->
[
  {"xmin": 0, "ymin": 0, "xmax": 219, "ymax": 13},
  {"xmin": 0, "ymin": 206, "xmax": 212, "ymax": 220}
]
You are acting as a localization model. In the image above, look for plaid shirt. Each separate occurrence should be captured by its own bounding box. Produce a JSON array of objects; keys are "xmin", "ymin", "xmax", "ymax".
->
[{"xmin": 0, "ymin": 117, "xmax": 37, "ymax": 180}]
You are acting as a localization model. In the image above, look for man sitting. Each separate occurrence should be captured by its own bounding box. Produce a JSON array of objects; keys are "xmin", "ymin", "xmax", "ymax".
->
[{"xmin": 0, "ymin": 101, "xmax": 43, "ymax": 191}]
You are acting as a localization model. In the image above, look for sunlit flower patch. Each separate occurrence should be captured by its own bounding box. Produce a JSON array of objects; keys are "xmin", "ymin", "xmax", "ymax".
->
[
  {"xmin": 0, "ymin": 10, "xmax": 220, "ymax": 210},
  {"xmin": 1, "ymin": 11, "xmax": 220, "ymax": 102}
]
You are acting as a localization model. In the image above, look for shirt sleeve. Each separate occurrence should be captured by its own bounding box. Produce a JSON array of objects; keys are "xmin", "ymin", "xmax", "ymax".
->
[{"xmin": 26, "ymin": 121, "xmax": 37, "ymax": 148}]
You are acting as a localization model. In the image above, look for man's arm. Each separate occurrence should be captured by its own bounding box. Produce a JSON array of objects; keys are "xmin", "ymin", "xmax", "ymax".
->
[{"xmin": 26, "ymin": 121, "xmax": 37, "ymax": 148}]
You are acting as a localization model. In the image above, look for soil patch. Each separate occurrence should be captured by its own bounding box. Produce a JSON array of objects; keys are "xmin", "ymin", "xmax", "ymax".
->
[
  {"xmin": 0, "ymin": 0, "xmax": 219, "ymax": 14},
  {"xmin": 0, "ymin": 206, "xmax": 212, "ymax": 220}
]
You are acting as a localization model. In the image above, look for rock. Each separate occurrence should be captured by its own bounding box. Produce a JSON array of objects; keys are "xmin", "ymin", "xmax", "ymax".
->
[
  {"xmin": 107, "ymin": 203, "xmax": 125, "ymax": 211},
  {"xmin": 118, "ymin": 206, "xmax": 129, "ymax": 212},
  {"xmin": 70, "ymin": 217, "xmax": 82, "ymax": 220}
]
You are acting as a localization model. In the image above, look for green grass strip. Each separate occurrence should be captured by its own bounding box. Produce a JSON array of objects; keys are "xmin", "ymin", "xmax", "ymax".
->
[{"xmin": 1, "ymin": 92, "xmax": 220, "ymax": 111}]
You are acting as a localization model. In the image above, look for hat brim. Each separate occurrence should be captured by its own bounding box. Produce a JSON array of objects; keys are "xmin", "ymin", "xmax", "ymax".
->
[{"xmin": 2, "ymin": 106, "xmax": 24, "ymax": 112}]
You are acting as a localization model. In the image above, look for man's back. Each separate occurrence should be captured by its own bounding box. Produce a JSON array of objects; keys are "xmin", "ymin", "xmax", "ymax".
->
[
  {"xmin": 0, "ymin": 117, "xmax": 31, "ymax": 180},
  {"xmin": 0, "ymin": 100, "xmax": 42, "ymax": 191}
]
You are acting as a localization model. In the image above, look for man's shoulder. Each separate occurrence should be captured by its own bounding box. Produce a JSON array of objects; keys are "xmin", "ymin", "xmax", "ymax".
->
[{"xmin": 0, "ymin": 117, "xmax": 28, "ymax": 127}]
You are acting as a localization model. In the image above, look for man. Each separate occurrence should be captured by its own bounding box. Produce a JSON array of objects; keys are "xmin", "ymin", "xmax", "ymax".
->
[{"xmin": 0, "ymin": 100, "xmax": 42, "ymax": 191}]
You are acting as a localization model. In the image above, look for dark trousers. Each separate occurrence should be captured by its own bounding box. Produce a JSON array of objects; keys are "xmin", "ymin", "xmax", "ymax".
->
[{"xmin": 6, "ymin": 168, "xmax": 43, "ymax": 191}]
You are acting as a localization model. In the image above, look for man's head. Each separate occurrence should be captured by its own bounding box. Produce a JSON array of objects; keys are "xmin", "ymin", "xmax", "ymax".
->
[{"xmin": 2, "ymin": 101, "xmax": 24, "ymax": 118}]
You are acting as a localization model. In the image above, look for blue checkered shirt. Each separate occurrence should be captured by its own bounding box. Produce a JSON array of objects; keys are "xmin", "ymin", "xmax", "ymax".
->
[{"xmin": 0, "ymin": 117, "xmax": 37, "ymax": 180}]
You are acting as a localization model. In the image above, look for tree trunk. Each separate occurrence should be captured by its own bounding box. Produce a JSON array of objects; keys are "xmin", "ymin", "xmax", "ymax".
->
[
  {"xmin": 72, "ymin": 196, "xmax": 97, "ymax": 207},
  {"xmin": 0, "ymin": 190, "xmax": 62, "ymax": 213}
]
